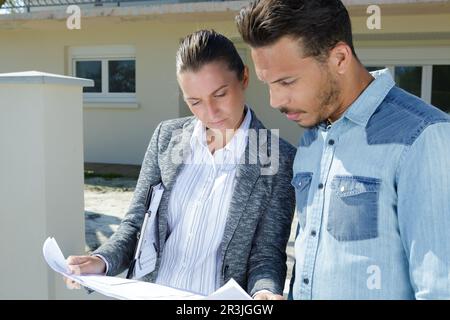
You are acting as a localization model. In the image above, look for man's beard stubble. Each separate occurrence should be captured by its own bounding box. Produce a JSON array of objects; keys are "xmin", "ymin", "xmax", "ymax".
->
[{"xmin": 278, "ymin": 72, "xmax": 341, "ymax": 128}]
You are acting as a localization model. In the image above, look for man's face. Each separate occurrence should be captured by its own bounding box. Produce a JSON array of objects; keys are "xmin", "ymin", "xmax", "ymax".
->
[{"xmin": 251, "ymin": 36, "xmax": 340, "ymax": 128}]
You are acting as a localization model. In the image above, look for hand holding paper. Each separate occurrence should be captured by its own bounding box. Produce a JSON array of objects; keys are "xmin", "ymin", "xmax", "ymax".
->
[{"xmin": 43, "ymin": 237, "xmax": 251, "ymax": 300}]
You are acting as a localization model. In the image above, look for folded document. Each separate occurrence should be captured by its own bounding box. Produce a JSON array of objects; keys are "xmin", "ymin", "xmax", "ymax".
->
[{"xmin": 42, "ymin": 237, "xmax": 251, "ymax": 300}]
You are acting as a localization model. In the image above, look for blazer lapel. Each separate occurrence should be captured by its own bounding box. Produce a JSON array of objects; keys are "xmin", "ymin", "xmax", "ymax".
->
[
  {"xmin": 218, "ymin": 111, "xmax": 264, "ymax": 268},
  {"xmin": 157, "ymin": 119, "xmax": 196, "ymax": 252}
]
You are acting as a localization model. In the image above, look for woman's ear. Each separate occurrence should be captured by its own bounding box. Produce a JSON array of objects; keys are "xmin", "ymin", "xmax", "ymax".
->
[{"xmin": 242, "ymin": 65, "xmax": 250, "ymax": 89}]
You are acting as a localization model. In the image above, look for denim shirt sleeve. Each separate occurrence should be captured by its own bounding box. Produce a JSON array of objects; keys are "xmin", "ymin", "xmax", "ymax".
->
[{"xmin": 396, "ymin": 122, "xmax": 450, "ymax": 299}]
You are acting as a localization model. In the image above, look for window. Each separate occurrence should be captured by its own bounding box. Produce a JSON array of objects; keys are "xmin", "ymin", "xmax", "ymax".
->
[
  {"xmin": 69, "ymin": 46, "xmax": 136, "ymax": 104},
  {"xmin": 76, "ymin": 61, "xmax": 102, "ymax": 93},
  {"xmin": 364, "ymin": 64, "xmax": 450, "ymax": 113},
  {"xmin": 394, "ymin": 66, "xmax": 422, "ymax": 98},
  {"xmin": 358, "ymin": 46, "xmax": 450, "ymax": 113},
  {"xmin": 366, "ymin": 66, "xmax": 385, "ymax": 72},
  {"xmin": 108, "ymin": 60, "xmax": 135, "ymax": 93},
  {"xmin": 432, "ymin": 65, "xmax": 450, "ymax": 113}
]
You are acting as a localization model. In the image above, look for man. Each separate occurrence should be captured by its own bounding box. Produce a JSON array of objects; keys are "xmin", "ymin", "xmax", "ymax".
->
[{"xmin": 236, "ymin": 0, "xmax": 450, "ymax": 299}]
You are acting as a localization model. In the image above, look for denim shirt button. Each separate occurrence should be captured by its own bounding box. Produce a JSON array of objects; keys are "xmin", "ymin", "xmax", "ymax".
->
[{"xmin": 303, "ymin": 278, "xmax": 310, "ymax": 285}]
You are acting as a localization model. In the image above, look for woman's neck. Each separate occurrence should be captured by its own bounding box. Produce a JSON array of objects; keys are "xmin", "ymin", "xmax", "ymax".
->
[{"xmin": 206, "ymin": 110, "xmax": 246, "ymax": 155}]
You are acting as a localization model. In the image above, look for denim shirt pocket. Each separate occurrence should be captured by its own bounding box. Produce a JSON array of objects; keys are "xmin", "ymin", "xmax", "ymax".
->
[
  {"xmin": 291, "ymin": 172, "xmax": 313, "ymax": 229},
  {"xmin": 327, "ymin": 175, "xmax": 381, "ymax": 241}
]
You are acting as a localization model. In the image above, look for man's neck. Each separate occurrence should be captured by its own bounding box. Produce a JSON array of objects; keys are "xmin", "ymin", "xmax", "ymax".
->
[{"xmin": 329, "ymin": 65, "xmax": 374, "ymax": 123}]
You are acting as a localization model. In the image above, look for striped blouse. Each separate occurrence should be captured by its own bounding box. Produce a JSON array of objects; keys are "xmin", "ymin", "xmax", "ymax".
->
[{"xmin": 155, "ymin": 109, "xmax": 252, "ymax": 295}]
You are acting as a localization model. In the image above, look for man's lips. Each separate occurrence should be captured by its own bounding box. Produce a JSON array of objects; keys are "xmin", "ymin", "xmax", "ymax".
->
[{"xmin": 285, "ymin": 112, "xmax": 303, "ymax": 121}]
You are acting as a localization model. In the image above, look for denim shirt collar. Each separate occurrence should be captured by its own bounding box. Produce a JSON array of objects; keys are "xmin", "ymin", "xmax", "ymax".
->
[{"xmin": 343, "ymin": 68, "xmax": 395, "ymax": 128}]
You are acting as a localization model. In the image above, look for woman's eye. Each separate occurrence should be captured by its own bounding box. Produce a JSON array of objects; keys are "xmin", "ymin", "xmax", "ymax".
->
[{"xmin": 214, "ymin": 92, "xmax": 226, "ymax": 98}]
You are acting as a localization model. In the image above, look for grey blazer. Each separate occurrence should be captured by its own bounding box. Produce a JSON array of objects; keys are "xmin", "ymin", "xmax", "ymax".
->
[{"xmin": 93, "ymin": 109, "xmax": 296, "ymax": 295}]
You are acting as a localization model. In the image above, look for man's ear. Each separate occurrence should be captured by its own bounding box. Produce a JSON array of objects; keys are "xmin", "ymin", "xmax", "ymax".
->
[
  {"xmin": 242, "ymin": 65, "xmax": 250, "ymax": 89},
  {"xmin": 328, "ymin": 42, "xmax": 353, "ymax": 75}
]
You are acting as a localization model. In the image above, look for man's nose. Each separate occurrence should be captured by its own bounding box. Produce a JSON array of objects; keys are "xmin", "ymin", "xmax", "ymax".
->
[{"xmin": 269, "ymin": 88, "xmax": 289, "ymax": 110}]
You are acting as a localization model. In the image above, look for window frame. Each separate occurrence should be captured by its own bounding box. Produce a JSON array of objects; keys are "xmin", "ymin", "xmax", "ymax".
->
[
  {"xmin": 358, "ymin": 46, "xmax": 450, "ymax": 112},
  {"xmin": 69, "ymin": 45, "xmax": 137, "ymax": 104}
]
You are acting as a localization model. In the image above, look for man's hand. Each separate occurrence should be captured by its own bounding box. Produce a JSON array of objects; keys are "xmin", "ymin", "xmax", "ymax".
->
[
  {"xmin": 253, "ymin": 291, "xmax": 285, "ymax": 300},
  {"xmin": 63, "ymin": 255, "xmax": 106, "ymax": 289}
]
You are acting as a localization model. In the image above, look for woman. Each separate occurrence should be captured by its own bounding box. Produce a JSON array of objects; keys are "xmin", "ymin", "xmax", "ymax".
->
[{"xmin": 66, "ymin": 30, "xmax": 296, "ymax": 299}]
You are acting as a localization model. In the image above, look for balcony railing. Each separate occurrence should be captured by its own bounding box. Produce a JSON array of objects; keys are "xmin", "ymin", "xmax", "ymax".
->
[{"xmin": 1, "ymin": 0, "xmax": 233, "ymax": 13}]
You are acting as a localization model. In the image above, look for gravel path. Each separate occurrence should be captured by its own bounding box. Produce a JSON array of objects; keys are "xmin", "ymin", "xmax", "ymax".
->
[{"xmin": 84, "ymin": 177, "xmax": 136, "ymax": 253}]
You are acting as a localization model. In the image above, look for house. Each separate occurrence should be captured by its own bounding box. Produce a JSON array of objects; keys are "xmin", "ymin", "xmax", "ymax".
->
[{"xmin": 1, "ymin": 0, "xmax": 449, "ymax": 165}]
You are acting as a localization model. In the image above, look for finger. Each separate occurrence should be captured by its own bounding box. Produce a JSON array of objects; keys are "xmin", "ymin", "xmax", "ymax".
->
[
  {"xmin": 71, "ymin": 259, "xmax": 104, "ymax": 275},
  {"xmin": 67, "ymin": 255, "xmax": 90, "ymax": 266},
  {"xmin": 67, "ymin": 263, "xmax": 82, "ymax": 275},
  {"xmin": 67, "ymin": 256, "xmax": 94, "ymax": 274},
  {"xmin": 63, "ymin": 276, "xmax": 71, "ymax": 287},
  {"xmin": 253, "ymin": 293, "xmax": 269, "ymax": 300},
  {"xmin": 76, "ymin": 261, "xmax": 101, "ymax": 275},
  {"xmin": 64, "ymin": 277, "xmax": 80, "ymax": 290},
  {"xmin": 269, "ymin": 294, "xmax": 285, "ymax": 300}
]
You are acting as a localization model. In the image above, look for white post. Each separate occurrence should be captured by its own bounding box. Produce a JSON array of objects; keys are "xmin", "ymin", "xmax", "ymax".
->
[{"xmin": 0, "ymin": 71, "xmax": 94, "ymax": 299}]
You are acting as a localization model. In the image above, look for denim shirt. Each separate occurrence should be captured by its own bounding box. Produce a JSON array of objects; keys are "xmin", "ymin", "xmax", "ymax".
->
[{"xmin": 290, "ymin": 69, "xmax": 450, "ymax": 299}]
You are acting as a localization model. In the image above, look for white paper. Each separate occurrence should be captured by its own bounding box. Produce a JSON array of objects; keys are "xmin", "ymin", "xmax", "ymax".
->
[
  {"xmin": 132, "ymin": 183, "xmax": 164, "ymax": 279},
  {"xmin": 148, "ymin": 183, "xmax": 164, "ymax": 214},
  {"xmin": 205, "ymin": 279, "xmax": 252, "ymax": 300},
  {"xmin": 43, "ymin": 237, "xmax": 251, "ymax": 300},
  {"xmin": 133, "ymin": 212, "xmax": 158, "ymax": 279}
]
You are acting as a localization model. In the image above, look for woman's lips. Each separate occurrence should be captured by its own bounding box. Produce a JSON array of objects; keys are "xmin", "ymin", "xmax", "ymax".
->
[{"xmin": 209, "ymin": 119, "xmax": 226, "ymax": 126}]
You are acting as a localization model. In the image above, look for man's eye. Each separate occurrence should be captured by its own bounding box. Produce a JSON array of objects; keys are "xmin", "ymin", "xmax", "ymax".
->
[
  {"xmin": 281, "ymin": 80, "xmax": 295, "ymax": 86},
  {"xmin": 190, "ymin": 101, "xmax": 200, "ymax": 106}
]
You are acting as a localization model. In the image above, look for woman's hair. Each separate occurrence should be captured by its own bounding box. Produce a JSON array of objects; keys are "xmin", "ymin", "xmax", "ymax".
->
[{"xmin": 176, "ymin": 29, "xmax": 245, "ymax": 80}]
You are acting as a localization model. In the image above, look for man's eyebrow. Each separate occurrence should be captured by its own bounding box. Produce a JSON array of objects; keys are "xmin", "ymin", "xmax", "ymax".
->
[
  {"xmin": 270, "ymin": 76, "xmax": 294, "ymax": 84},
  {"xmin": 185, "ymin": 85, "xmax": 228, "ymax": 100}
]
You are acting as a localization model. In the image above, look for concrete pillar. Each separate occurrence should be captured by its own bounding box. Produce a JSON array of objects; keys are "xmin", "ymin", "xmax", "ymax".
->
[{"xmin": 0, "ymin": 71, "xmax": 94, "ymax": 299}]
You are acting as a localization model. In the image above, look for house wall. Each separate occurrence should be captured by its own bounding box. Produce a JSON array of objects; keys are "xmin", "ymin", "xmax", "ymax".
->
[
  {"xmin": 1, "ymin": 6, "xmax": 449, "ymax": 164},
  {"xmin": 0, "ymin": 15, "xmax": 303, "ymax": 164}
]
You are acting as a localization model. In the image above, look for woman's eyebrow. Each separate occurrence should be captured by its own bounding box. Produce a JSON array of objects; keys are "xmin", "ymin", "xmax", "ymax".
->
[
  {"xmin": 185, "ymin": 84, "xmax": 229, "ymax": 100},
  {"xmin": 210, "ymin": 84, "xmax": 228, "ymax": 95}
]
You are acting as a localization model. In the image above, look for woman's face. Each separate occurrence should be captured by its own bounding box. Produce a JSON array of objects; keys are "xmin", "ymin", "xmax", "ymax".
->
[{"xmin": 178, "ymin": 61, "xmax": 249, "ymax": 132}]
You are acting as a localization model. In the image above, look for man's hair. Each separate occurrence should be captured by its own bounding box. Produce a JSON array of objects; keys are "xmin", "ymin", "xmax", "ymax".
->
[
  {"xmin": 236, "ymin": 0, "xmax": 357, "ymax": 61},
  {"xmin": 176, "ymin": 29, "xmax": 245, "ymax": 80}
]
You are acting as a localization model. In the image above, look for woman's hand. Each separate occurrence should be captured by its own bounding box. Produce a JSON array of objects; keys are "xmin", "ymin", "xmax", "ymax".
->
[
  {"xmin": 63, "ymin": 255, "xmax": 106, "ymax": 289},
  {"xmin": 253, "ymin": 291, "xmax": 285, "ymax": 300}
]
